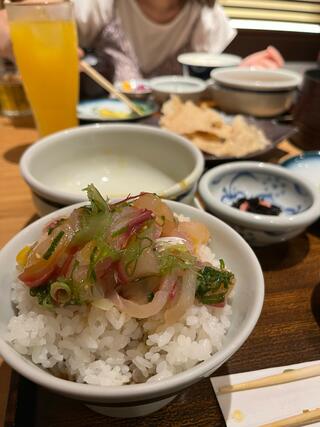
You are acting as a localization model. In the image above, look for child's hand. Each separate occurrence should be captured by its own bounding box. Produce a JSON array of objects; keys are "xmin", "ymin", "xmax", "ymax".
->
[{"xmin": 240, "ymin": 46, "xmax": 284, "ymax": 69}]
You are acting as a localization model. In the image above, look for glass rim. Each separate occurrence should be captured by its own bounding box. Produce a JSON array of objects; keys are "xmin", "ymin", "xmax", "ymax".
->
[{"xmin": 5, "ymin": 0, "xmax": 70, "ymax": 7}]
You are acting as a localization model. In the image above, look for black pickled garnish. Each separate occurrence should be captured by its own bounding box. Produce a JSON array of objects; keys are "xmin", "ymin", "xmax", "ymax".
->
[
  {"xmin": 232, "ymin": 197, "xmax": 281, "ymax": 216},
  {"xmin": 196, "ymin": 261, "xmax": 234, "ymax": 305},
  {"xmin": 43, "ymin": 231, "xmax": 65, "ymax": 260}
]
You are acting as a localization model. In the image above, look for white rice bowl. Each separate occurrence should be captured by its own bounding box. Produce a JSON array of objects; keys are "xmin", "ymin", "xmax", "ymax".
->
[
  {"xmin": 7, "ymin": 214, "xmax": 233, "ymax": 386},
  {"xmin": 0, "ymin": 200, "xmax": 264, "ymax": 416}
]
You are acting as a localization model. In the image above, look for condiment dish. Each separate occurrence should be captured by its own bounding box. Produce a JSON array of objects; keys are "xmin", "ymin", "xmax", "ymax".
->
[{"xmin": 199, "ymin": 161, "xmax": 320, "ymax": 246}]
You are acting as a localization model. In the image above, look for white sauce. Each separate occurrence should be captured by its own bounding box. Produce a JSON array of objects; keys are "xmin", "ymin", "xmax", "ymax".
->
[{"xmin": 43, "ymin": 154, "xmax": 176, "ymax": 197}]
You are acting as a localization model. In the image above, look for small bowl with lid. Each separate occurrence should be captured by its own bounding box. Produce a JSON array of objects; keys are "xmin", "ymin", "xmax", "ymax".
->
[{"xmin": 198, "ymin": 161, "xmax": 320, "ymax": 246}]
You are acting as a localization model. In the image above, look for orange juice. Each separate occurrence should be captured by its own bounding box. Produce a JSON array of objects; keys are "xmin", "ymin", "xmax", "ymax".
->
[{"xmin": 9, "ymin": 20, "xmax": 79, "ymax": 136}]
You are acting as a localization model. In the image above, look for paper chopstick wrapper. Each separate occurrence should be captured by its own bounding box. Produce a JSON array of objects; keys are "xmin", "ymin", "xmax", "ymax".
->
[{"xmin": 210, "ymin": 360, "xmax": 320, "ymax": 427}]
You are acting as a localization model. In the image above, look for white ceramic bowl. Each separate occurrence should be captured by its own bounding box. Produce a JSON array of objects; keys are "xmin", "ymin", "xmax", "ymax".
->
[
  {"xmin": 178, "ymin": 53, "xmax": 241, "ymax": 80},
  {"xmin": 210, "ymin": 68, "xmax": 302, "ymax": 92},
  {"xmin": 0, "ymin": 200, "xmax": 264, "ymax": 417},
  {"xmin": 20, "ymin": 124, "xmax": 204, "ymax": 216},
  {"xmin": 149, "ymin": 75, "xmax": 207, "ymax": 103},
  {"xmin": 208, "ymin": 68, "xmax": 302, "ymax": 117},
  {"xmin": 199, "ymin": 161, "xmax": 320, "ymax": 246}
]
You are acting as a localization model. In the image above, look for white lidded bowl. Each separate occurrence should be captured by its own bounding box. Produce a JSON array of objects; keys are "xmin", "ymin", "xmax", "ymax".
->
[
  {"xmin": 20, "ymin": 124, "xmax": 204, "ymax": 216},
  {"xmin": 150, "ymin": 75, "xmax": 207, "ymax": 103},
  {"xmin": 199, "ymin": 161, "xmax": 320, "ymax": 246},
  {"xmin": 0, "ymin": 200, "xmax": 264, "ymax": 417}
]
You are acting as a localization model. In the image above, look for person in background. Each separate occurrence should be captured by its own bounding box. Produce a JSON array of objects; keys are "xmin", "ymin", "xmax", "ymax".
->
[
  {"xmin": 74, "ymin": 0, "xmax": 283, "ymax": 82},
  {"xmin": 0, "ymin": 0, "xmax": 284, "ymax": 92}
]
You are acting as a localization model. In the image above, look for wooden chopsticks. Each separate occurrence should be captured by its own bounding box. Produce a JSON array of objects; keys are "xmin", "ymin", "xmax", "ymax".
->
[
  {"xmin": 80, "ymin": 60, "xmax": 144, "ymax": 116},
  {"xmin": 218, "ymin": 363, "xmax": 320, "ymax": 394},
  {"xmin": 259, "ymin": 407, "xmax": 320, "ymax": 427}
]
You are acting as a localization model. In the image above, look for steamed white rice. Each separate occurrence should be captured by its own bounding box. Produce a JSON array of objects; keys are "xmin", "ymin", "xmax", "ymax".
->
[{"xmin": 7, "ymin": 235, "xmax": 233, "ymax": 385}]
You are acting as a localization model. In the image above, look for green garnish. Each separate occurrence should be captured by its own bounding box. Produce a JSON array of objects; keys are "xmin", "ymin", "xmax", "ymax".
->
[
  {"xmin": 111, "ymin": 225, "xmax": 128, "ymax": 238},
  {"xmin": 30, "ymin": 284, "xmax": 53, "ymax": 308},
  {"xmin": 43, "ymin": 231, "xmax": 64, "ymax": 260},
  {"xmin": 124, "ymin": 236, "xmax": 153, "ymax": 276},
  {"xmin": 87, "ymin": 241, "xmax": 120, "ymax": 283},
  {"xmin": 147, "ymin": 291, "xmax": 154, "ymax": 302},
  {"xmin": 196, "ymin": 262, "xmax": 234, "ymax": 305},
  {"xmin": 84, "ymin": 184, "xmax": 109, "ymax": 214},
  {"xmin": 50, "ymin": 281, "xmax": 72, "ymax": 305},
  {"xmin": 88, "ymin": 246, "xmax": 98, "ymax": 282},
  {"xmin": 159, "ymin": 245, "xmax": 196, "ymax": 275}
]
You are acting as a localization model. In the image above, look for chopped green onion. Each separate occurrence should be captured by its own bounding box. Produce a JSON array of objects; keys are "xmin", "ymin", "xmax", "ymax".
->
[
  {"xmin": 50, "ymin": 281, "xmax": 72, "ymax": 305},
  {"xmin": 43, "ymin": 231, "xmax": 64, "ymax": 260}
]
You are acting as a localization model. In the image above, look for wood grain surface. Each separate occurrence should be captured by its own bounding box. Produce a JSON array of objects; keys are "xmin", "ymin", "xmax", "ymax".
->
[{"xmin": 1, "ymin": 116, "xmax": 319, "ymax": 427}]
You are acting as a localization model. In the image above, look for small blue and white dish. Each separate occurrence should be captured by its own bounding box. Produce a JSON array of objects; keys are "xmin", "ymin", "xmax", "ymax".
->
[
  {"xmin": 198, "ymin": 161, "xmax": 320, "ymax": 246},
  {"xmin": 280, "ymin": 151, "xmax": 320, "ymax": 191}
]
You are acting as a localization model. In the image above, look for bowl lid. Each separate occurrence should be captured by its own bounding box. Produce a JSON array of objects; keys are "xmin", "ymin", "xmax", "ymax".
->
[
  {"xmin": 177, "ymin": 52, "xmax": 241, "ymax": 68},
  {"xmin": 211, "ymin": 68, "xmax": 302, "ymax": 92}
]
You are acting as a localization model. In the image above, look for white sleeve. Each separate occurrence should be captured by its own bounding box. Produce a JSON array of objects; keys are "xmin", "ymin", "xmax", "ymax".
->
[
  {"xmin": 191, "ymin": 3, "xmax": 237, "ymax": 53},
  {"xmin": 74, "ymin": 0, "xmax": 114, "ymax": 48}
]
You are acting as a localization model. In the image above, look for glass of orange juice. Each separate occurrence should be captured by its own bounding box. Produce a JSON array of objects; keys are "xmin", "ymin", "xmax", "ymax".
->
[{"xmin": 5, "ymin": 0, "xmax": 79, "ymax": 136}]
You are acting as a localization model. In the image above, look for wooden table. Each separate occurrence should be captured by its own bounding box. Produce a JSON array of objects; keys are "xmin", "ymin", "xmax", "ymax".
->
[{"xmin": 1, "ymin": 116, "xmax": 319, "ymax": 427}]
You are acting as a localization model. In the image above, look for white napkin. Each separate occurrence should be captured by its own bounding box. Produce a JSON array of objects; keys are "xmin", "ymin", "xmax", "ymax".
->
[{"xmin": 211, "ymin": 360, "xmax": 320, "ymax": 427}]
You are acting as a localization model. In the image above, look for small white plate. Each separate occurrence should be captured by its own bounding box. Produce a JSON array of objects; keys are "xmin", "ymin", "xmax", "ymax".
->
[{"xmin": 77, "ymin": 98, "xmax": 157, "ymax": 121}]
